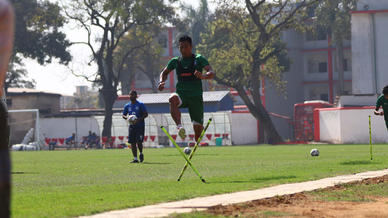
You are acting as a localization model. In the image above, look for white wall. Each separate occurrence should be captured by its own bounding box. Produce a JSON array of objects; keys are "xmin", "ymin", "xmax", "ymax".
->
[
  {"xmin": 319, "ymin": 110, "xmax": 341, "ymax": 143},
  {"xmin": 351, "ymin": 13, "xmax": 376, "ymax": 95},
  {"xmin": 318, "ymin": 108, "xmax": 388, "ymax": 144},
  {"xmin": 231, "ymin": 113, "xmax": 258, "ymax": 145},
  {"xmin": 41, "ymin": 117, "xmax": 100, "ymax": 142}
]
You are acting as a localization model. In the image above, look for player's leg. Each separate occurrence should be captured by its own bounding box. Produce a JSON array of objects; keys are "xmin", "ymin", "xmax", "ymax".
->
[
  {"xmin": 169, "ymin": 93, "xmax": 186, "ymax": 139},
  {"xmin": 137, "ymin": 125, "xmax": 145, "ymax": 162},
  {"xmin": 0, "ymin": 101, "xmax": 10, "ymax": 217},
  {"xmin": 188, "ymin": 96, "xmax": 204, "ymax": 141},
  {"xmin": 169, "ymin": 93, "xmax": 182, "ymax": 126},
  {"xmin": 128, "ymin": 126, "xmax": 139, "ymax": 163}
]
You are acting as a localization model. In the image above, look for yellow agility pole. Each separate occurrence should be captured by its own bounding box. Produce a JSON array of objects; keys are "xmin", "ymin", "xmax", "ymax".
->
[
  {"xmin": 177, "ymin": 118, "xmax": 212, "ymax": 181},
  {"xmin": 161, "ymin": 126, "xmax": 206, "ymax": 183}
]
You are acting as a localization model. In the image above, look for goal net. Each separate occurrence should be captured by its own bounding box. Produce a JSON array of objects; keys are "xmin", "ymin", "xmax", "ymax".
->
[{"xmin": 8, "ymin": 109, "xmax": 43, "ymax": 150}]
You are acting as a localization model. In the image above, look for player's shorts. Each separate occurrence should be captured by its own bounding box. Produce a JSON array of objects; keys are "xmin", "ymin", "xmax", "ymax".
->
[
  {"xmin": 128, "ymin": 125, "xmax": 145, "ymax": 144},
  {"xmin": 173, "ymin": 93, "xmax": 203, "ymax": 125}
]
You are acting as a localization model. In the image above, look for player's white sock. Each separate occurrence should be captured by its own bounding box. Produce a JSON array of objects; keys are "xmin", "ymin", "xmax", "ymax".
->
[{"xmin": 134, "ymin": 157, "xmax": 138, "ymax": 160}]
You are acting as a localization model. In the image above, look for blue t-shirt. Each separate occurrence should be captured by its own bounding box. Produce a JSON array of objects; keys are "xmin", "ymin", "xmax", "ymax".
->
[{"xmin": 123, "ymin": 100, "xmax": 147, "ymax": 127}]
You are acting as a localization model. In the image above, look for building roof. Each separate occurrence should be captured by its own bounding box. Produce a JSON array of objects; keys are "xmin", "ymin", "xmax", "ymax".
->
[{"xmin": 7, "ymin": 88, "xmax": 62, "ymax": 96}]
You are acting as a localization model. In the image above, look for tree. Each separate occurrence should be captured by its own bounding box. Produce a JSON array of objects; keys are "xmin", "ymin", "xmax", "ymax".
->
[
  {"xmin": 115, "ymin": 25, "xmax": 165, "ymax": 94},
  {"xmin": 180, "ymin": 0, "xmax": 211, "ymax": 53},
  {"xmin": 4, "ymin": 57, "xmax": 36, "ymax": 93},
  {"xmin": 198, "ymin": 0, "xmax": 316, "ymax": 144},
  {"xmin": 7, "ymin": 0, "xmax": 71, "ymax": 92},
  {"xmin": 64, "ymin": 0, "xmax": 175, "ymax": 138},
  {"xmin": 313, "ymin": 0, "xmax": 356, "ymax": 96}
]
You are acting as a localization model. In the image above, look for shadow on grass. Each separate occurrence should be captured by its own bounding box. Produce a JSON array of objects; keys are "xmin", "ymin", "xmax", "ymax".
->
[
  {"xmin": 11, "ymin": 172, "xmax": 39, "ymax": 175},
  {"xmin": 210, "ymin": 175, "xmax": 297, "ymax": 184},
  {"xmin": 340, "ymin": 160, "xmax": 381, "ymax": 165},
  {"xmin": 165, "ymin": 154, "xmax": 219, "ymax": 157},
  {"xmin": 141, "ymin": 162, "xmax": 172, "ymax": 165}
]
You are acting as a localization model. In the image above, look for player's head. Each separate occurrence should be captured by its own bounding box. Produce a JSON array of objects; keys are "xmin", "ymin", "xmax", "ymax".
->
[
  {"xmin": 383, "ymin": 85, "xmax": 388, "ymax": 99},
  {"xmin": 178, "ymin": 35, "xmax": 192, "ymax": 58},
  {"xmin": 129, "ymin": 90, "xmax": 138, "ymax": 102}
]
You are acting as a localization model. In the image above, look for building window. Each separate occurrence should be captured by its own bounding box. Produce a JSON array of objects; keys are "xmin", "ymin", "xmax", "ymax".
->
[
  {"xmin": 320, "ymin": 93, "xmax": 328, "ymax": 101},
  {"xmin": 318, "ymin": 62, "xmax": 327, "ymax": 73},
  {"xmin": 306, "ymin": 85, "xmax": 329, "ymax": 101},
  {"xmin": 305, "ymin": 26, "xmax": 327, "ymax": 41},
  {"xmin": 307, "ymin": 53, "xmax": 328, "ymax": 74},
  {"xmin": 158, "ymin": 35, "xmax": 167, "ymax": 48}
]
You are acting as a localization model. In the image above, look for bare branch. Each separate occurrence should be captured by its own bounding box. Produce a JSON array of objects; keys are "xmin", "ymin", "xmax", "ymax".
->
[
  {"xmin": 264, "ymin": 1, "xmax": 289, "ymax": 27},
  {"xmin": 270, "ymin": 0, "xmax": 319, "ymax": 35}
]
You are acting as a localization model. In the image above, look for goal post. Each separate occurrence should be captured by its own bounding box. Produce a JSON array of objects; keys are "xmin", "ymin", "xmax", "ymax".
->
[{"xmin": 8, "ymin": 109, "xmax": 42, "ymax": 150}]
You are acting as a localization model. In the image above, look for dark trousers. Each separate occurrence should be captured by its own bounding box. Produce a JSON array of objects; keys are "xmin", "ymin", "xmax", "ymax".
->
[{"xmin": 0, "ymin": 100, "xmax": 10, "ymax": 217}]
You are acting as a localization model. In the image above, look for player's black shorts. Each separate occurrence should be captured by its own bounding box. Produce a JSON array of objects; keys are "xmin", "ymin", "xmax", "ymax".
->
[{"xmin": 128, "ymin": 125, "xmax": 145, "ymax": 144}]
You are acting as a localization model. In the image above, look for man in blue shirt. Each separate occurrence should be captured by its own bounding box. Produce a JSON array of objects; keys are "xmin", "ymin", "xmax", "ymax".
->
[{"xmin": 122, "ymin": 90, "xmax": 148, "ymax": 163}]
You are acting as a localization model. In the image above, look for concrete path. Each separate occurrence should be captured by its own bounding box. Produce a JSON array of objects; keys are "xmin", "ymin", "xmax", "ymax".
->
[{"xmin": 83, "ymin": 168, "xmax": 388, "ymax": 218}]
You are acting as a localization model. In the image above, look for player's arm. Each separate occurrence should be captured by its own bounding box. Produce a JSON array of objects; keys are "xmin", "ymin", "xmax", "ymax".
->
[
  {"xmin": 374, "ymin": 98, "xmax": 384, "ymax": 116},
  {"xmin": 374, "ymin": 106, "xmax": 384, "ymax": 116},
  {"xmin": 194, "ymin": 65, "xmax": 215, "ymax": 80},
  {"xmin": 134, "ymin": 105, "xmax": 148, "ymax": 125},
  {"xmin": 158, "ymin": 67, "xmax": 172, "ymax": 91},
  {"xmin": 122, "ymin": 105, "xmax": 128, "ymax": 119},
  {"xmin": 136, "ymin": 111, "xmax": 148, "ymax": 123},
  {"xmin": 0, "ymin": 1, "xmax": 14, "ymax": 97}
]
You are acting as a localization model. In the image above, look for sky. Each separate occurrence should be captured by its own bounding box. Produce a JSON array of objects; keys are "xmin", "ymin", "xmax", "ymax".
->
[{"xmin": 23, "ymin": 0, "xmax": 217, "ymax": 96}]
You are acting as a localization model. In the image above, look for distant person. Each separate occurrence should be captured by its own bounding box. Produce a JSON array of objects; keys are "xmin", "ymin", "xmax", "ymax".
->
[
  {"xmin": 122, "ymin": 90, "xmax": 148, "ymax": 163},
  {"xmin": 0, "ymin": 0, "xmax": 14, "ymax": 217},
  {"xmin": 158, "ymin": 35, "xmax": 214, "ymax": 142},
  {"xmin": 374, "ymin": 85, "xmax": 388, "ymax": 130},
  {"xmin": 65, "ymin": 133, "xmax": 76, "ymax": 148}
]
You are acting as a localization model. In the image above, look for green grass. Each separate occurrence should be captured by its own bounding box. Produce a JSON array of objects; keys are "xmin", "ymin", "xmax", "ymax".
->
[{"xmin": 11, "ymin": 144, "xmax": 388, "ymax": 217}]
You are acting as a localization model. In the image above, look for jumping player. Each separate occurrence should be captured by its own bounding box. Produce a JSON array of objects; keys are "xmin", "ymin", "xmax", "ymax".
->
[
  {"xmin": 374, "ymin": 85, "xmax": 388, "ymax": 130},
  {"xmin": 0, "ymin": 1, "xmax": 14, "ymax": 217},
  {"xmin": 122, "ymin": 90, "xmax": 148, "ymax": 163},
  {"xmin": 158, "ymin": 35, "xmax": 214, "ymax": 141}
]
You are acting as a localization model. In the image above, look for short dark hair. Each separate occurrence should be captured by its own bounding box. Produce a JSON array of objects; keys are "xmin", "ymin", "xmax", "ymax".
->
[
  {"xmin": 129, "ymin": 90, "xmax": 137, "ymax": 95},
  {"xmin": 383, "ymin": 85, "xmax": 388, "ymax": 95},
  {"xmin": 179, "ymin": 35, "xmax": 192, "ymax": 46}
]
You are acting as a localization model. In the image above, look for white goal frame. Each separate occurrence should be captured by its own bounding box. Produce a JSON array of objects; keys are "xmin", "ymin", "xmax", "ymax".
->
[{"xmin": 8, "ymin": 109, "xmax": 41, "ymax": 149}]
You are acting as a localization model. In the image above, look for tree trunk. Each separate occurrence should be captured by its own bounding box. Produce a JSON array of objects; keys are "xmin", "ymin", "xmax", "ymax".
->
[
  {"xmin": 335, "ymin": 39, "xmax": 345, "ymax": 96},
  {"xmin": 101, "ymin": 87, "xmax": 117, "ymax": 138},
  {"xmin": 235, "ymin": 84, "xmax": 283, "ymax": 144}
]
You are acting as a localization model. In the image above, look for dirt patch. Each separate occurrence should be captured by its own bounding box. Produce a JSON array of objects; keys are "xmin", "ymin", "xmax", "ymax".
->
[{"xmin": 207, "ymin": 175, "xmax": 388, "ymax": 217}]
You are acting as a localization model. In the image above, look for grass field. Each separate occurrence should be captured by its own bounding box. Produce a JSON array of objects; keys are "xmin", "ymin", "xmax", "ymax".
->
[{"xmin": 11, "ymin": 144, "xmax": 388, "ymax": 217}]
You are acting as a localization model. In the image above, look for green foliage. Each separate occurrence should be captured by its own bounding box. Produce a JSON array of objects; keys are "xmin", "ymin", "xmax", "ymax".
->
[
  {"xmin": 64, "ymin": 0, "xmax": 176, "ymax": 137},
  {"xmin": 313, "ymin": 0, "xmax": 357, "ymax": 42},
  {"xmin": 11, "ymin": 0, "xmax": 71, "ymax": 65},
  {"xmin": 11, "ymin": 144, "xmax": 388, "ymax": 217},
  {"xmin": 5, "ymin": 57, "xmax": 36, "ymax": 91},
  {"xmin": 114, "ymin": 24, "xmax": 165, "ymax": 93},
  {"xmin": 180, "ymin": 0, "xmax": 210, "ymax": 52}
]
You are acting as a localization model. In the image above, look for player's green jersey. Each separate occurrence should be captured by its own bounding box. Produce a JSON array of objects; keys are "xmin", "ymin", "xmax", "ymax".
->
[
  {"xmin": 376, "ymin": 95, "xmax": 388, "ymax": 121},
  {"xmin": 166, "ymin": 54, "xmax": 209, "ymax": 97}
]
